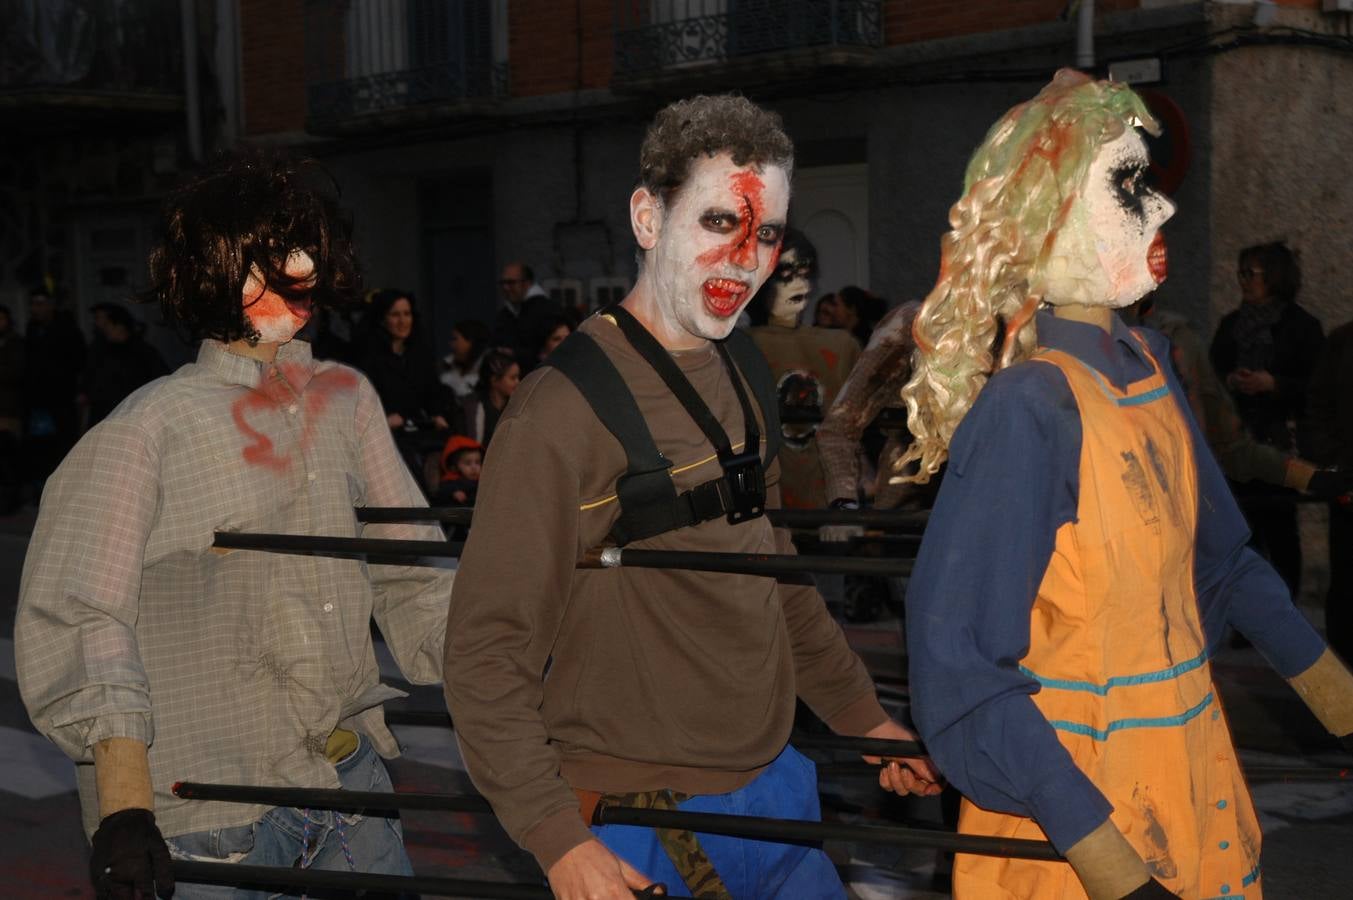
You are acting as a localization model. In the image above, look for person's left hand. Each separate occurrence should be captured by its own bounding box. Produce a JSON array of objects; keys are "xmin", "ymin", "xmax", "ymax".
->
[
  {"xmin": 433, "ymin": 415, "xmax": 450, "ymax": 430},
  {"xmin": 862, "ymin": 719, "xmax": 943, "ymax": 796},
  {"xmin": 1231, "ymin": 368, "xmax": 1275, "ymax": 395}
]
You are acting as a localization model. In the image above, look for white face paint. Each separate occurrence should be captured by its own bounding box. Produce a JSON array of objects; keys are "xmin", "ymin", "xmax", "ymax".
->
[
  {"xmin": 768, "ymin": 248, "xmax": 814, "ymax": 324},
  {"xmin": 1040, "ymin": 129, "xmax": 1175, "ymax": 309},
  {"xmin": 643, "ymin": 153, "xmax": 790, "ymax": 345},
  {"xmin": 242, "ymin": 250, "xmax": 316, "ymax": 344}
]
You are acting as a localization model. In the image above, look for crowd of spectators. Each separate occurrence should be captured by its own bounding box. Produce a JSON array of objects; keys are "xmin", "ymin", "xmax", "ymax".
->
[{"xmin": 9, "ymin": 244, "xmax": 1350, "ymax": 642}]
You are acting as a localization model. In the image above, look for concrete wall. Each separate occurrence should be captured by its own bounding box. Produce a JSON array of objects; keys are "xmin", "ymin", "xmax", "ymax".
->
[{"xmin": 1207, "ymin": 5, "xmax": 1353, "ymax": 334}]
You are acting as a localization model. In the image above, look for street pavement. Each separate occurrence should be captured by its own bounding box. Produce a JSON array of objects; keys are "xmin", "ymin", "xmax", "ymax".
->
[{"xmin": 2, "ymin": 506, "xmax": 1351, "ymax": 898}]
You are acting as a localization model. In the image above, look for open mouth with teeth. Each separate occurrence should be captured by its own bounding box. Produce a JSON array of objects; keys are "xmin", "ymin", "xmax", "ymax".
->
[
  {"xmin": 702, "ymin": 278, "xmax": 751, "ymax": 318},
  {"xmin": 1147, "ymin": 233, "xmax": 1168, "ymax": 284}
]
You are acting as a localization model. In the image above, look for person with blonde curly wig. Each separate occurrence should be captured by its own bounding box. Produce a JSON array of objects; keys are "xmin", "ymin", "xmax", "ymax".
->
[{"xmin": 903, "ymin": 70, "xmax": 1353, "ymax": 899}]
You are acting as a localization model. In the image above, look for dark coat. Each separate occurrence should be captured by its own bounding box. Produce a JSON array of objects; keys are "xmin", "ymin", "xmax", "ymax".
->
[{"xmin": 1210, "ymin": 301, "xmax": 1324, "ymax": 449}]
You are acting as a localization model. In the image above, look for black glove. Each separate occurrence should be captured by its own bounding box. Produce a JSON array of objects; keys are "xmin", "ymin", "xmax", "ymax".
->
[
  {"xmin": 1122, "ymin": 878, "xmax": 1181, "ymax": 899},
  {"xmin": 89, "ymin": 808, "xmax": 174, "ymax": 899},
  {"xmin": 1307, "ymin": 469, "xmax": 1353, "ymax": 502}
]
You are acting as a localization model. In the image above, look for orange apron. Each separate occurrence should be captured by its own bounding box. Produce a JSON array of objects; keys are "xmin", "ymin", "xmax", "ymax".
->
[{"xmin": 955, "ymin": 337, "xmax": 1263, "ymax": 899}]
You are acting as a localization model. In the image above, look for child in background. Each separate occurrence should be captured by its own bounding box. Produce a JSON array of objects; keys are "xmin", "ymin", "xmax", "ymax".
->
[{"xmin": 436, "ymin": 435, "xmax": 482, "ymax": 506}]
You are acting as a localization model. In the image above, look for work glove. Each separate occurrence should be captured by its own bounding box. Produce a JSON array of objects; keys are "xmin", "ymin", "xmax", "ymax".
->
[
  {"xmin": 819, "ymin": 498, "xmax": 865, "ymax": 543},
  {"xmin": 1122, "ymin": 879, "xmax": 1181, "ymax": 898},
  {"xmin": 89, "ymin": 808, "xmax": 174, "ymax": 900},
  {"xmin": 1307, "ymin": 469, "xmax": 1353, "ymax": 503}
]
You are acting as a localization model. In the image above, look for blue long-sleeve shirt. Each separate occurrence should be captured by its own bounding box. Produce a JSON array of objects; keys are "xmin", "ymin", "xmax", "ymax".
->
[{"xmin": 905, "ymin": 310, "xmax": 1325, "ymax": 853}]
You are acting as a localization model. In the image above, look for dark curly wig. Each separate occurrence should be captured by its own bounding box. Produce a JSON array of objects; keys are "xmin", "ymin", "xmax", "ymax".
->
[
  {"xmin": 141, "ymin": 147, "xmax": 362, "ymax": 344},
  {"xmin": 639, "ymin": 94, "xmax": 794, "ymax": 203}
]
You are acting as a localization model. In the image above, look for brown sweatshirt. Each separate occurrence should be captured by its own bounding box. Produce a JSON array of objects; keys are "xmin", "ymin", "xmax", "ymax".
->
[{"xmin": 442, "ymin": 313, "xmax": 888, "ymax": 872}]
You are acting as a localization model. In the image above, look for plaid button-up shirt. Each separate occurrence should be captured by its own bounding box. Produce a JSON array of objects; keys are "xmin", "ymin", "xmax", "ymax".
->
[{"xmin": 16, "ymin": 339, "xmax": 453, "ymax": 839}]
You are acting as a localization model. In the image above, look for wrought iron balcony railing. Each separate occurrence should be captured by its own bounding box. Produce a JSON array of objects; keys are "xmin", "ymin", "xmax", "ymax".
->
[
  {"xmin": 305, "ymin": 0, "xmax": 506, "ymax": 131},
  {"xmin": 615, "ymin": 0, "xmax": 883, "ymax": 81},
  {"xmin": 0, "ymin": 0, "xmax": 181, "ymax": 94}
]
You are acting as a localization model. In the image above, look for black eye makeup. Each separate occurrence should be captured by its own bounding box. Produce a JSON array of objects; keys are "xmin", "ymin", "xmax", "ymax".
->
[
  {"xmin": 757, "ymin": 223, "xmax": 785, "ymax": 245},
  {"xmin": 699, "ymin": 210, "xmax": 738, "ymax": 234},
  {"xmin": 1109, "ymin": 161, "xmax": 1150, "ymax": 224}
]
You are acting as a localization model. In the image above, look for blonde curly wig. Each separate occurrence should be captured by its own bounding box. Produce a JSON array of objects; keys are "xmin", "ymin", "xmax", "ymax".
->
[{"xmin": 897, "ymin": 69, "xmax": 1158, "ymax": 484}]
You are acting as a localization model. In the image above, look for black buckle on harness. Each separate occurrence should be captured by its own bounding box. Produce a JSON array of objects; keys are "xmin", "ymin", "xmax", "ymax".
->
[{"xmin": 716, "ymin": 446, "xmax": 765, "ymax": 524}]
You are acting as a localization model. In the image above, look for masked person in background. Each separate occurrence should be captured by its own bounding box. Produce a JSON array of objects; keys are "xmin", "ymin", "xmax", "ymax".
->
[{"xmin": 900, "ymin": 70, "xmax": 1353, "ymax": 900}]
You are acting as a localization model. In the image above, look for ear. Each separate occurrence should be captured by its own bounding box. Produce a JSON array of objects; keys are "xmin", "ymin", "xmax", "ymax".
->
[{"xmin": 630, "ymin": 187, "xmax": 663, "ymax": 251}]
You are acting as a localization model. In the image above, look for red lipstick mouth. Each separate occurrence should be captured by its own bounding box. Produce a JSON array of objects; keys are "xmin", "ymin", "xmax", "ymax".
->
[
  {"xmin": 702, "ymin": 278, "xmax": 751, "ymax": 318},
  {"xmin": 1147, "ymin": 233, "xmax": 1168, "ymax": 284}
]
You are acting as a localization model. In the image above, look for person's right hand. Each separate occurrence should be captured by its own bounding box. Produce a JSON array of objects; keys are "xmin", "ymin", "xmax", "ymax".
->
[
  {"xmin": 546, "ymin": 839, "xmax": 661, "ymax": 900},
  {"xmin": 387, "ymin": 412, "xmax": 405, "ymax": 429},
  {"xmin": 89, "ymin": 808, "xmax": 174, "ymax": 899}
]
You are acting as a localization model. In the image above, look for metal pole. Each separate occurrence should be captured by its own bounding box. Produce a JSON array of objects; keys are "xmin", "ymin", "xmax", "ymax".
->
[
  {"xmin": 1076, "ymin": 0, "xmax": 1095, "ymax": 70},
  {"xmin": 592, "ymin": 805, "xmax": 1064, "ymax": 861},
  {"xmin": 180, "ymin": 0, "xmax": 203, "ymax": 162},
  {"xmin": 588, "ymin": 547, "xmax": 914, "ymax": 579},
  {"xmin": 174, "ymin": 861, "xmax": 558, "ymax": 899},
  {"xmin": 355, "ymin": 505, "xmax": 932, "ymax": 530},
  {"xmin": 173, "ymin": 781, "xmax": 493, "ymax": 814},
  {"xmin": 212, "ymin": 532, "xmax": 463, "ymax": 567}
]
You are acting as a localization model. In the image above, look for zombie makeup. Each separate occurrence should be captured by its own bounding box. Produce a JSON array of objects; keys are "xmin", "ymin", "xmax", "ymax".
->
[
  {"xmin": 242, "ymin": 250, "xmax": 316, "ymax": 344},
  {"xmin": 768, "ymin": 248, "xmax": 815, "ymax": 325},
  {"xmin": 643, "ymin": 152, "xmax": 790, "ymax": 347},
  {"xmin": 1041, "ymin": 129, "xmax": 1175, "ymax": 309}
]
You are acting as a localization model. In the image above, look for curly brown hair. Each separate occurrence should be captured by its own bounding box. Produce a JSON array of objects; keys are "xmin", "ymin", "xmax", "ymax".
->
[
  {"xmin": 141, "ymin": 147, "xmax": 362, "ymax": 344},
  {"xmin": 639, "ymin": 94, "xmax": 794, "ymax": 203}
]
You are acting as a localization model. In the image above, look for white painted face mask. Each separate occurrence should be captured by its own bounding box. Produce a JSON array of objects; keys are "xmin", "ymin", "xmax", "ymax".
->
[
  {"xmin": 645, "ymin": 153, "xmax": 791, "ymax": 343},
  {"xmin": 242, "ymin": 249, "xmax": 316, "ymax": 344},
  {"xmin": 1040, "ymin": 129, "xmax": 1176, "ymax": 309},
  {"xmin": 768, "ymin": 248, "xmax": 813, "ymax": 324}
]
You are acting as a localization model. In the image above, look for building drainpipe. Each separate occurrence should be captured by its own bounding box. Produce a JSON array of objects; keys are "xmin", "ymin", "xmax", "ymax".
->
[
  {"xmin": 181, "ymin": 0, "xmax": 203, "ymax": 162},
  {"xmin": 1076, "ymin": 0, "xmax": 1095, "ymax": 71}
]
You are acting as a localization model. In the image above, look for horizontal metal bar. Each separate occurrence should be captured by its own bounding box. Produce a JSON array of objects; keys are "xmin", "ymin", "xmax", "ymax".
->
[
  {"xmin": 172, "ymin": 781, "xmax": 492, "ymax": 815},
  {"xmin": 592, "ymin": 548, "xmax": 914, "ymax": 579},
  {"xmin": 174, "ymin": 860, "xmax": 554, "ymax": 898},
  {"xmin": 793, "ymin": 733, "xmax": 926, "ymax": 757},
  {"xmin": 356, "ymin": 505, "xmax": 932, "ymax": 531},
  {"xmin": 213, "ymin": 532, "xmax": 462, "ymax": 568},
  {"xmin": 592, "ymin": 805, "xmax": 1063, "ymax": 861}
]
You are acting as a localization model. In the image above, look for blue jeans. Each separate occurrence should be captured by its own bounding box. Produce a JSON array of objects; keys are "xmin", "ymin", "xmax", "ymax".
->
[
  {"xmin": 166, "ymin": 735, "xmax": 413, "ymax": 899},
  {"xmin": 592, "ymin": 745, "xmax": 845, "ymax": 899}
]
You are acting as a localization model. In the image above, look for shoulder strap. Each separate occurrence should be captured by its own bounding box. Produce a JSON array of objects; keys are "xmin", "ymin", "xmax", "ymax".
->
[
  {"xmin": 546, "ymin": 331, "xmax": 691, "ymax": 546},
  {"xmin": 721, "ymin": 328, "xmax": 781, "ymax": 465}
]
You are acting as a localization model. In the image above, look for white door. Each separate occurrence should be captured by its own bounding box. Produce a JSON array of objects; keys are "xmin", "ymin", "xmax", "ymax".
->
[{"xmin": 789, "ymin": 163, "xmax": 869, "ymax": 316}]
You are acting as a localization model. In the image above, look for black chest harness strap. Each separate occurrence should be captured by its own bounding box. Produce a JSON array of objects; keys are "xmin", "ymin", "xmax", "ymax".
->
[{"xmin": 546, "ymin": 306, "xmax": 781, "ymax": 546}]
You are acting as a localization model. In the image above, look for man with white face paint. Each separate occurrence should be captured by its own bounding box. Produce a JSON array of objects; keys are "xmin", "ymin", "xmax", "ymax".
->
[
  {"xmin": 445, "ymin": 95, "xmax": 938, "ymax": 900},
  {"xmin": 16, "ymin": 149, "xmax": 452, "ymax": 898},
  {"xmin": 899, "ymin": 70, "xmax": 1353, "ymax": 900}
]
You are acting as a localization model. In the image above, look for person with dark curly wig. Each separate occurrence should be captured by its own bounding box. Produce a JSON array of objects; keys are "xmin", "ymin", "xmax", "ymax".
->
[
  {"xmin": 15, "ymin": 148, "xmax": 453, "ymax": 899},
  {"xmin": 445, "ymin": 94, "xmax": 935, "ymax": 900}
]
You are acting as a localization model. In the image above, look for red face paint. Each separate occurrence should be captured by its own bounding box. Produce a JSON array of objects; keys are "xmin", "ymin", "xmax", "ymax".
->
[{"xmin": 693, "ymin": 170, "xmax": 772, "ymax": 318}]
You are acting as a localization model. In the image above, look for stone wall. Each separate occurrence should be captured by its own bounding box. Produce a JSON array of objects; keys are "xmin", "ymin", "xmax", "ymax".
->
[{"xmin": 1207, "ymin": 4, "xmax": 1353, "ymax": 334}]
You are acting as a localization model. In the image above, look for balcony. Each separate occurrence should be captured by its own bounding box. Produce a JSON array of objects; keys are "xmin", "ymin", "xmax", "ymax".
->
[
  {"xmin": 0, "ymin": 0, "xmax": 182, "ymax": 128},
  {"xmin": 305, "ymin": 0, "xmax": 507, "ymax": 135},
  {"xmin": 614, "ymin": 0, "xmax": 883, "ymax": 89}
]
